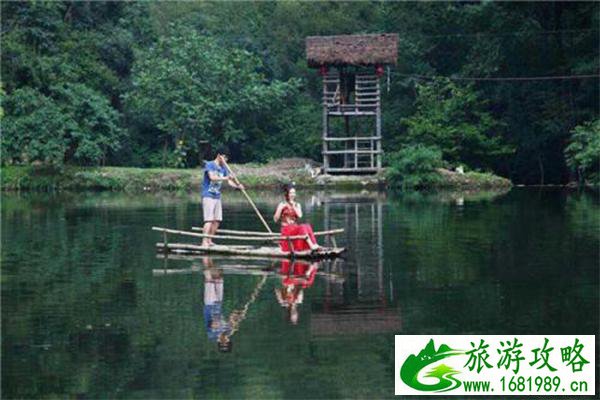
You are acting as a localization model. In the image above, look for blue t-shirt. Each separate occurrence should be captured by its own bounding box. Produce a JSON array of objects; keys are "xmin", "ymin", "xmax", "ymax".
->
[
  {"xmin": 202, "ymin": 161, "xmax": 228, "ymax": 199},
  {"xmin": 204, "ymin": 303, "xmax": 231, "ymax": 342}
]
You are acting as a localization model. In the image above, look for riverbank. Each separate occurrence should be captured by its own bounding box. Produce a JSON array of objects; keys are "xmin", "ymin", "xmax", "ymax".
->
[{"xmin": 1, "ymin": 159, "xmax": 511, "ymax": 192}]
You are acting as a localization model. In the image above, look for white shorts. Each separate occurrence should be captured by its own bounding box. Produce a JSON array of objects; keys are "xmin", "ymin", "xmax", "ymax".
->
[
  {"xmin": 204, "ymin": 280, "xmax": 223, "ymax": 304},
  {"xmin": 203, "ymin": 197, "xmax": 223, "ymax": 222}
]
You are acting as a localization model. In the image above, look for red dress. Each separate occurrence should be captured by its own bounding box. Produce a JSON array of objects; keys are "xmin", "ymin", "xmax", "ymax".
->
[
  {"xmin": 279, "ymin": 260, "xmax": 317, "ymax": 288},
  {"xmin": 279, "ymin": 203, "xmax": 318, "ymax": 252}
]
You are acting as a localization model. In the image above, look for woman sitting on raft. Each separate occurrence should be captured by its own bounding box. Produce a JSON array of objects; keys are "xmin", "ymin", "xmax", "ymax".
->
[{"xmin": 273, "ymin": 184, "xmax": 322, "ymax": 253}]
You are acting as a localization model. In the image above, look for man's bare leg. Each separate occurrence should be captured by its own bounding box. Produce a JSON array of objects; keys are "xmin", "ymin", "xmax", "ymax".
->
[
  {"xmin": 202, "ymin": 221, "xmax": 213, "ymax": 247},
  {"xmin": 210, "ymin": 221, "xmax": 220, "ymax": 245}
]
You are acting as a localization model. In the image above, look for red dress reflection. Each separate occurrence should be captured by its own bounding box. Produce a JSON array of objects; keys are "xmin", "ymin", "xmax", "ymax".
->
[
  {"xmin": 279, "ymin": 260, "xmax": 317, "ymax": 288},
  {"xmin": 275, "ymin": 260, "xmax": 318, "ymax": 322}
]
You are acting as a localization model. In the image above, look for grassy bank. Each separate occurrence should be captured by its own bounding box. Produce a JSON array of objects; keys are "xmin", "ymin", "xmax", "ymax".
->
[
  {"xmin": 1, "ymin": 165, "xmax": 310, "ymax": 192},
  {"xmin": 1, "ymin": 162, "xmax": 511, "ymax": 192},
  {"xmin": 432, "ymin": 168, "xmax": 512, "ymax": 189}
]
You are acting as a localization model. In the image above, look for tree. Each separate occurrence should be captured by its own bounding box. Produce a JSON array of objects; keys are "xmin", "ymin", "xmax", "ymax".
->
[
  {"xmin": 402, "ymin": 78, "xmax": 513, "ymax": 171},
  {"xmin": 123, "ymin": 25, "xmax": 299, "ymax": 167},
  {"xmin": 386, "ymin": 145, "xmax": 444, "ymax": 189},
  {"xmin": 2, "ymin": 85, "xmax": 124, "ymax": 166},
  {"xmin": 52, "ymin": 83, "xmax": 125, "ymax": 165},
  {"xmin": 564, "ymin": 119, "xmax": 600, "ymax": 185},
  {"xmin": 2, "ymin": 87, "xmax": 70, "ymax": 165},
  {"xmin": 1, "ymin": 1, "xmax": 598, "ymax": 181}
]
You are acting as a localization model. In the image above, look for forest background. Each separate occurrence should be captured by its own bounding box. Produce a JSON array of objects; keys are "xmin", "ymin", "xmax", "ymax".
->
[{"xmin": 2, "ymin": 1, "xmax": 598, "ymax": 185}]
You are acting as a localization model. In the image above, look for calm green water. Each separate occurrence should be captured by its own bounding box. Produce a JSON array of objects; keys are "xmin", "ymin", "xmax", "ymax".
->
[{"xmin": 2, "ymin": 188, "xmax": 598, "ymax": 399}]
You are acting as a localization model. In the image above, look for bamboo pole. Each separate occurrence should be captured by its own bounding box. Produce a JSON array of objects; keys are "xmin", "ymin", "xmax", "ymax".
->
[
  {"xmin": 226, "ymin": 275, "xmax": 268, "ymax": 339},
  {"xmin": 220, "ymin": 158, "xmax": 273, "ymax": 233},
  {"xmin": 190, "ymin": 227, "xmax": 344, "ymax": 237},
  {"xmin": 152, "ymin": 227, "xmax": 308, "ymax": 241},
  {"xmin": 156, "ymin": 242, "xmax": 346, "ymax": 258}
]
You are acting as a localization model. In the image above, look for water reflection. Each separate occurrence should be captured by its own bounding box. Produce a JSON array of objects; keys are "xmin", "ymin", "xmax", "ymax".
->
[
  {"xmin": 320, "ymin": 192, "xmax": 388, "ymax": 302},
  {"xmin": 199, "ymin": 256, "xmax": 270, "ymax": 354},
  {"xmin": 171, "ymin": 257, "xmax": 339, "ymax": 341},
  {"xmin": 314, "ymin": 193, "xmax": 403, "ymax": 337},
  {"xmin": 202, "ymin": 257, "xmax": 232, "ymax": 352},
  {"xmin": 275, "ymin": 260, "xmax": 319, "ymax": 325},
  {"xmin": 2, "ymin": 188, "xmax": 598, "ymax": 399},
  {"xmin": 156, "ymin": 188, "xmax": 400, "ymax": 347}
]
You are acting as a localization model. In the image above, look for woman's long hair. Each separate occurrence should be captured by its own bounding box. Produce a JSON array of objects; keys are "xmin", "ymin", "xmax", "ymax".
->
[{"xmin": 282, "ymin": 182, "xmax": 295, "ymax": 202}]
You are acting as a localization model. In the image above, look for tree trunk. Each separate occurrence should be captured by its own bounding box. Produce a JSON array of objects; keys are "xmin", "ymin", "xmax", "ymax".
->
[
  {"xmin": 63, "ymin": 4, "xmax": 73, "ymax": 23},
  {"xmin": 162, "ymin": 138, "xmax": 168, "ymax": 168},
  {"xmin": 538, "ymin": 154, "xmax": 544, "ymax": 185}
]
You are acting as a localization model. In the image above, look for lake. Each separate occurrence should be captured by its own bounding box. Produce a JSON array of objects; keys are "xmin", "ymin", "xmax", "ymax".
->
[{"xmin": 2, "ymin": 188, "xmax": 598, "ymax": 399}]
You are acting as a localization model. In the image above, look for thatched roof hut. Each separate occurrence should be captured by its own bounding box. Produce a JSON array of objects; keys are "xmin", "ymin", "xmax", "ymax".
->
[{"xmin": 306, "ymin": 33, "xmax": 398, "ymax": 68}]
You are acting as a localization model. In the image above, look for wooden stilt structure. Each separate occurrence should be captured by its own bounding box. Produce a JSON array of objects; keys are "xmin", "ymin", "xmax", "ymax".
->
[{"xmin": 306, "ymin": 33, "xmax": 398, "ymax": 174}]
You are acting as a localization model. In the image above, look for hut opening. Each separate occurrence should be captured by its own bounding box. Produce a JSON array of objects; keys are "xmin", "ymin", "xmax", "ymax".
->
[{"xmin": 306, "ymin": 33, "xmax": 398, "ymax": 174}]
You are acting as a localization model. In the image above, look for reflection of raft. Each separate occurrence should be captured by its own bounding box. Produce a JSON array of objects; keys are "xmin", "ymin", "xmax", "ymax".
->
[
  {"xmin": 151, "ymin": 258, "xmax": 346, "ymax": 283},
  {"xmin": 153, "ymin": 227, "xmax": 346, "ymax": 259}
]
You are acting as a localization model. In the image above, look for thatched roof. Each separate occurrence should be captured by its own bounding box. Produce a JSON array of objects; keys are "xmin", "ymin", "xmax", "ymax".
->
[{"xmin": 306, "ymin": 33, "xmax": 398, "ymax": 68}]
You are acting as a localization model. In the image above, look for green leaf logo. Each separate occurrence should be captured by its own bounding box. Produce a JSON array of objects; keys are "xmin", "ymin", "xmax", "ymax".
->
[{"xmin": 400, "ymin": 339, "xmax": 464, "ymax": 392}]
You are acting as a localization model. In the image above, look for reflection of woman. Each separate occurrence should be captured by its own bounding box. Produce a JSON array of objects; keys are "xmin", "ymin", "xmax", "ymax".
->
[
  {"xmin": 275, "ymin": 260, "xmax": 318, "ymax": 324},
  {"xmin": 273, "ymin": 184, "xmax": 321, "ymax": 253}
]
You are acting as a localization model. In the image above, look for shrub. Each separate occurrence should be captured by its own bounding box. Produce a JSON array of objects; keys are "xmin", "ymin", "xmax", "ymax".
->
[
  {"xmin": 386, "ymin": 145, "xmax": 444, "ymax": 189},
  {"xmin": 565, "ymin": 119, "xmax": 600, "ymax": 186}
]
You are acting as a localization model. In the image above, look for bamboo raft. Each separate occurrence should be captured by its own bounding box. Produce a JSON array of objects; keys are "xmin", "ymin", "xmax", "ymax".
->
[{"xmin": 153, "ymin": 226, "xmax": 346, "ymax": 259}]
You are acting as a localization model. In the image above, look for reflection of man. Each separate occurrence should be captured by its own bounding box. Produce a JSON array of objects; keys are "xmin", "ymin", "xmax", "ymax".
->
[
  {"xmin": 275, "ymin": 261, "xmax": 319, "ymax": 325},
  {"xmin": 202, "ymin": 258, "xmax": 232, "ymax": 352}
]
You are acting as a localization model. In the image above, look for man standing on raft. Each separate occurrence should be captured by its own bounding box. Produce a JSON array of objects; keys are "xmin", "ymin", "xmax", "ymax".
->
[{"xmin": 201, "ymin": 152, "xmax": 244, "ymax": 247}]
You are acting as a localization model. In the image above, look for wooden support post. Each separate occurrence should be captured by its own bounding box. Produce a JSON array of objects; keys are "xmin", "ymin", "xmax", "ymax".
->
[
  {"xmin": 345, "ymin": 115, "xmax": 351, "ymax": 169},
  {"xmin": 330, "ymin": 234, "xmax": 338, "ymax": 249},
  {"xmin": 354, "ymin": 136, "xmax": 358, "ymax": 169},
  {"xmin": 322, "ymin": 75, "xmax": 329, "ymax": 173},
  {"xmin": 324, "ymin": 200, "xmax": 331, "ymax": 248},
  {"xmin": 375, "ymin": 79, "xmax": 382, "ymax": 171},
  {"xmin": 370, "ymin": 139, "xmax": 374, "ymax": 168}
]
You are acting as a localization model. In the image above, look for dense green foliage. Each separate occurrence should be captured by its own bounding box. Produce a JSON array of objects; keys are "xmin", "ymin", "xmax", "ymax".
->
[
  {"xmin": 2, "ymin": 1, "xmax": 598, "ymax": 183},
  {"xmin": 401, "ymin": 79, "xmax": 513, "ymax": 171},
  {"xmin": 386, "ymin": 145, "xmax": 444, "ymax": 189},
  {"xmin": 564, "ymin": 119, "xmax": 600, "ymax": 185},
  {"xmin": 386, "ymin": 78, "xmax": 514, "ymax": 188},
  {"xmin": 2, "ymin": 85, "xmax": 124, "ymax": 165},
  {"xmin": 124, "ymin": 25, "xmax": 300, "ymax": 167}
]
